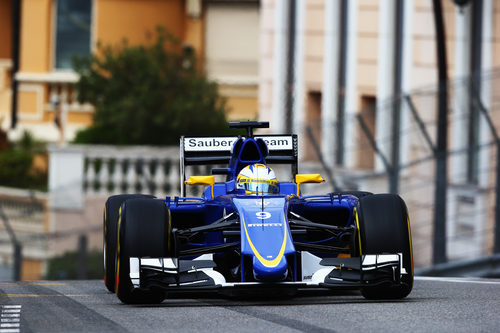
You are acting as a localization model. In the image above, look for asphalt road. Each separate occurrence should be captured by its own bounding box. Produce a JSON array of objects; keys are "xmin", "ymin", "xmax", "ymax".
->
[{"xmin": 1, "ymin": 277, "xmax": 499, "ymax": 333}]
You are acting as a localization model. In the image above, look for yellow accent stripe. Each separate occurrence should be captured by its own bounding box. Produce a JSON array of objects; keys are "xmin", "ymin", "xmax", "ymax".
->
[
  {"xmin": 0, "ymin": 294, "xmax": 90, "ymax": 298},
  {"xmin": 0, "ymin": 283, "xmax": 68, "ymax": 286},
  {"xmin": 103, "ymin": 204, "xmax": 107, "ymax": 280},
  {"xmin": 116, "ymin": 206, "xmax": 122, "ymax": 293},
  {"xmin": 407, "ymin": 214, "xmax": 414, "ymax": 274},
  {"xmin": 354, "ymin": 207, "xmax": 362, "ymax": 255},
  {"xmin": 242, "ymin": 215, "xmax": 287, "ymax": 268}
]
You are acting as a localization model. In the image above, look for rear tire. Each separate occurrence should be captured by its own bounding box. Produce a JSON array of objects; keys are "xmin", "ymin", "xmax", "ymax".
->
[
  {"xmin": 356, "ymin": 194, "xmax": 413, "ymax": 300},
  {"xmin": 103, "ymin": 194, "xmax": 155, "ymax": 292},
  {"xmin": 116, "ymin": 198, "xmax": 172, "ymax": 304}
]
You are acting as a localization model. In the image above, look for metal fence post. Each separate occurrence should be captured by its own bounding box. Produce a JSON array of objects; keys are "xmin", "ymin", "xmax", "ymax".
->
[
  {"xmin": 13, "ymin": 243, "xmax": 22, "ymax": 281},
  {"xmin": 495, "ymin": 148, "xmax": 500, "ymax": 254},
  {"xmin": 432, "ymin": 0, "xmax": 449, "ymax": 265},
  {"xmin": 0, "ymin": 204, "xmax": 23, "ymax": 281},
  {"xmin": 77, "ymin": 235, "xmax": 88, "ymax": 280},
  {"xmin": 473, "ymin": 91, "xmax": 500, "ymax": 254},
  {"xmin": 404, "ymin": 95, "xmax": 436, "ymax": 153}
]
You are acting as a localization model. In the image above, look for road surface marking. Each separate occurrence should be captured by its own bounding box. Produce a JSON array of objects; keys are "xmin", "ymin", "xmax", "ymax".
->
[
  {"xmin": 416, "ymin": 276, "xmax": 500, "ymax": 285},
  {"xmin": 0, "ymin": 294, "xmax": 90, "ymax": 298},
  {"xmin": 0, "ymin": 282, "xmax": 68, "ymax": 286},
  {"xmin": 0, "ymin": 306, "xmax": 20, "ymax": 333}
]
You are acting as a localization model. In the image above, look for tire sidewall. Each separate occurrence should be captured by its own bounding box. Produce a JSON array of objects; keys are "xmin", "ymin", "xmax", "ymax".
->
[{"xmin": 356, "ymin": 194, "xmax": 413, "ymax": 299}]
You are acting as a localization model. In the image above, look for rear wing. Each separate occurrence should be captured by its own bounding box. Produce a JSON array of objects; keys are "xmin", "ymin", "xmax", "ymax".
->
[{"xmin": 180, "ymin": 135, "xmax": 298, "ymax": 196}]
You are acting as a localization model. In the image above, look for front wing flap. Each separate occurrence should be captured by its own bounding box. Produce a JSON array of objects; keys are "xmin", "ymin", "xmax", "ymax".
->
[{"xmin": 129, "ymin": 253, "xmax": 407, "ymax": 292}]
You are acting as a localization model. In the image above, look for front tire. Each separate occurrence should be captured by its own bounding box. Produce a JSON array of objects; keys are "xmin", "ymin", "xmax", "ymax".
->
[
  {"xmin": 356, "ymin": 194, "xmax": 413, "ymax": 299},
  {"xmin": 103, "ymin": 194, "xmax": 154, "ymax": 293},
  {"xmin": 116, "ymin": 198, "xmax": 172, "ymax": 304}
]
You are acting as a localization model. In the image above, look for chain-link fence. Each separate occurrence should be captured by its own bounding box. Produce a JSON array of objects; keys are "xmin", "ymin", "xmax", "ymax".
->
[{"xmin": 302, "ymin": 69, "xmax": 500, "ymax": 268}]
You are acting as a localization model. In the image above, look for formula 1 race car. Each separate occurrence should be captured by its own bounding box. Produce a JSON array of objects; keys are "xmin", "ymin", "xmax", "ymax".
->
[{"xmin": 103, "ymin": 121, "xmax": 413, "ymax": 304}]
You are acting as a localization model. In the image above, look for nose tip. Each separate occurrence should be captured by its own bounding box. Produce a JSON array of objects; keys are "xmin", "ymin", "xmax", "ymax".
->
[{"xmin": 252, "ymin": 255, "xmax": 288, "ymax": 281}]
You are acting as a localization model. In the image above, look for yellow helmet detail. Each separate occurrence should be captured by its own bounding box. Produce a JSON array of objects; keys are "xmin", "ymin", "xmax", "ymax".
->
[{"xmin": 236, "ymin": 164, "xmax": 278, "ymax": 195}]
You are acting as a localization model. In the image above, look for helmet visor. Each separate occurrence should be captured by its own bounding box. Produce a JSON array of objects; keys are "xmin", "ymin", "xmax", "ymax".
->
[{"xmin": 241, "ymin": 180, "xmax": 278, "ymax": 194}]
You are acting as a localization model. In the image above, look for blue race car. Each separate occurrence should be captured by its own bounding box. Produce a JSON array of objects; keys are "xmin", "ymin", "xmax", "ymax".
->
[{"xmin": 103, "ymin": 121, "xmax": 413, "ymax": 304}]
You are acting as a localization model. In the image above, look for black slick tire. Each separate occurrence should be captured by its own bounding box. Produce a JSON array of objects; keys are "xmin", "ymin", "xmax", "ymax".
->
[
  {"xmin": 356, "ymin": 194, "xmax": 413, "ymax": 299},
  {"xmin": 116, "ymin": 198, "xmax": 172, "ymax": 304},
  {"xmin": 103, "ymin": 194, "xmax": 154, "ymax": 293}
]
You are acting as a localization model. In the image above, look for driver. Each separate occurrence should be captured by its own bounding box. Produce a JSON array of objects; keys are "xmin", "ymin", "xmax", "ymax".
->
[{"xmin": 236, "ymin": 163, "xmax": 278, "ymax": 195}]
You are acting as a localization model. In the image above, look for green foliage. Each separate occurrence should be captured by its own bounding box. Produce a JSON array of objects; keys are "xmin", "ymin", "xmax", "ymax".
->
[
  {"xmin": 0, "ymin": 150, "xmax": 32, "ymax": 187},
  {"xmin": 73, "ymin": 27, "xmax": 232, "ymax": 145},
  {"xmin": 45, "ymin": 250, "xmax": 104, "ymax": 280},
  {"xmin": 0, "ymin": 130, "xmax": 47, "ymax": 190}
]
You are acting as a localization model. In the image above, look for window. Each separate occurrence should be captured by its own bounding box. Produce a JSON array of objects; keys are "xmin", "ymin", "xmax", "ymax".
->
[{"xmin": 55, "ymin": 0, "xmax": 92, "ymax": 70}]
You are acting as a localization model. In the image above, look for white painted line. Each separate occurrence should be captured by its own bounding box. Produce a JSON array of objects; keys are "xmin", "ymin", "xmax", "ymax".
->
[
  {"xmin": 0, "ymin": 305, "xmax": 21, "ymax": 333},
  {"xmin": 0, "ymin": 324, "xmax": 19, "ymax": 328},
  {"xmin": 416, "ymin": 276, "xmax": 500, "ymax": 285}
]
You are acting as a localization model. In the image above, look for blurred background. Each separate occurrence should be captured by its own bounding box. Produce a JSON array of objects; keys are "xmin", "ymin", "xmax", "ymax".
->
[{"xmin": 0, "ymin": 0, "xmax": 499, "ymax": 281}]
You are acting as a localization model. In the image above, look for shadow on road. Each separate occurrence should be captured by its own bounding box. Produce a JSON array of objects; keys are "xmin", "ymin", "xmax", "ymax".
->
[{"xmin": 129, "ymin": 288, "xmax": 419, "ymax": 308}]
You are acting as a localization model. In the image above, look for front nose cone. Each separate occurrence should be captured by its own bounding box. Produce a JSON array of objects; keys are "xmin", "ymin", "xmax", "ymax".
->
[{"xmin": 252, "ymin": 256, "xmax": 288, "ymax": 281}]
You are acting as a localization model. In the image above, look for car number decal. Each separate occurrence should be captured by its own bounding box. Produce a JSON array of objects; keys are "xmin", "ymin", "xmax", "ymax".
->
[{"xmin": 255, "ymin": 212, "xmax": 271, "ymax": 219}]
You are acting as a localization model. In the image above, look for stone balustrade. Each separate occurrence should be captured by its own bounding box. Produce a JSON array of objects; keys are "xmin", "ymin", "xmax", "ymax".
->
[
  {"xmin": 49, "ymin": 144, "xmax": 186, "ymax": 210},
  {"xmin": 83, "ymin": 145, "xmax": 182, "ymax": 196}
]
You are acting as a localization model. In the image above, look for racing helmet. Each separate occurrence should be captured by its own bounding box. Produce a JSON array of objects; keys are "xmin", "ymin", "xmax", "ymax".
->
[{"xmin": 236, "ymin": 164, "xmax": 278, "ymax": 195}]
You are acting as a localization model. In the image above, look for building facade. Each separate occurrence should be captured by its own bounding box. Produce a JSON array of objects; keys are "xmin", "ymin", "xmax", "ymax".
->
[
  {"xmin": 0, "ymin": 0, "xmax": 260, "ymax": 143},
  {"xmin": 259, "ymin": 0, "xmax": 500, "ymax": 267}
]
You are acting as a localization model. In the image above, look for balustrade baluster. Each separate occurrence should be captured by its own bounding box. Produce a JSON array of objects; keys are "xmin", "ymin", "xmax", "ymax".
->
[
  {"xmin": 86, "ymin": 158, "xmax": 97, "ymax": 195},
  {"xmin": 100, "ymin": 158, "xmax": 110, "ymax": 195},
  {"xmin": 126, "ymin": 157, "xmax": 137, "ymax": 193},
  {"xmin": 112, "ymin": 157, "xmax": 123, "ymax": 195},
  {"xmin": 154, "ymin": 160, "xmax": 166, "ymax": 197},
  {"xmin": 140, "ymin": 158, "xmax": 151, "ymax": 194}
]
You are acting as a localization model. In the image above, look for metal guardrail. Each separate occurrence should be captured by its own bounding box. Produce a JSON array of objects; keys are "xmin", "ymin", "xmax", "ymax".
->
[
  {"xmin": 0, "ymin": 204, "xmax": 22, "ymax": 281},
  {"xmin": 416, "ymin": 254, "xmax": 500, "ymax": 278}
]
